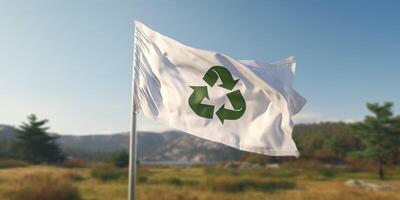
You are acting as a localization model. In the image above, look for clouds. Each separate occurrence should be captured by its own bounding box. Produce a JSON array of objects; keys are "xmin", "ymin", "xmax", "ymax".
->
[
  {"xmin": 293, "ymin": 112, "xmax": 322, "ymax": 124},
  {"xmin": 293, "ymin": 112, "xmax": 359, "ymax": 124}
]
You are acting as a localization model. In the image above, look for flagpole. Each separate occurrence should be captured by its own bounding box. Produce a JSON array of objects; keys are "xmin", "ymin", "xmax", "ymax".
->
[
  {"xmin": 128, "ymin": 110, "xmax": 137, "ymax": 200},
  {"xmin": 128, "ymin": 84, "xmax": 137, "ymax": 200},
  {"xmin": 129, "ymin": 25, "xmax": 138, "ymax": 200}
]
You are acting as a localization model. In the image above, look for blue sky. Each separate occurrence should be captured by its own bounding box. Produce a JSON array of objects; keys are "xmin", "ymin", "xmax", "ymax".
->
[{"xmin": 0, "ymin": 0, "xmax": 399, "ymax": 135}]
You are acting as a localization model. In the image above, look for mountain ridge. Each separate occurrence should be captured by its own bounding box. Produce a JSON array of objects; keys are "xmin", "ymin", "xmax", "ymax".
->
[{"xmin": 0, "ymin": 124, "xmax": 241, "ymax": 162}]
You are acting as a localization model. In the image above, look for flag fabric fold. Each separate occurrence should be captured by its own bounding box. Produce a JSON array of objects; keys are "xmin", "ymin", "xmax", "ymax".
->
[{"xmin": 133, "ymin": 21, "xmax": 306, "ymax": 156}]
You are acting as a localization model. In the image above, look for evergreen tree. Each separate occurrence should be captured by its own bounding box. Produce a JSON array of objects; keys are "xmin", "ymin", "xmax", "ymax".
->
[
  {"xmin": 351, "ymin": 102, "xmax": 400, "ymax": 180},
  {"xmin": 323, "ymin": 136, "xmax": 347, "ymax": 158},
  {"xmin": 15, "ymin": 114, "xmax": 65, "ymax": 164},
  {"xmin": 0, "ymin": 139, "xmax": 14, "ymax": 159},
  {"xmin": 112, "ymin": 149, "xmax": 130, "ymax": 168}
]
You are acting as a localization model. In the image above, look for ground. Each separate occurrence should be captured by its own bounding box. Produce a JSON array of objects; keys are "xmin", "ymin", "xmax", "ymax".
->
[{"xmin": 0, "ymin": 165, "xmax": 399, "ymax": 200}]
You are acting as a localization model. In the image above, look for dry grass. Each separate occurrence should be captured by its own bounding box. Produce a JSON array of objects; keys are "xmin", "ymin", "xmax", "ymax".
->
[
  {"xmin": 6, "ymin": 171, "xmax": 81, "ymax": 200},
  {"xmin": 90, "ymin": 166, "xmax": 128, "ymax": 181},
  {"xmin": 0, "ymin": 165, "xmax": 399, "ymax": 200},
  {"xmin": 62, "ymin": 159, "xmax": 91, "ymax": 168}
]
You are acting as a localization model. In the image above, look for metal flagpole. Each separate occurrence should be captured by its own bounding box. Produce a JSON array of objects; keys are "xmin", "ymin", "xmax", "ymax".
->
[
  {"xmin": 128, "ymin": 102, "xmax": 137, "ymax": 200},
  {"xmin": 129, "ymin": 24, "xmax": 138, "ymax": 200},
  {"xmin": 128, "ymin": 79, "xmax": 137, "ymax": 200}
]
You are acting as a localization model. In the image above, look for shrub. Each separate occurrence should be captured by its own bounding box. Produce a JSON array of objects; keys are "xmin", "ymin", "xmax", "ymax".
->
[
  {"xmin": 152, "ymin": 177, "xmax": 198, "ymax": 186},
  {"xmin": 62, "ymin": 159, "xmax": 90, "ymax": 168},
  {"xmin": 165, "ymin": 177, "xmax": 183, "ymax": 186},
  {"xmin": 346, "ymin": 158, "xmax": 376, "ymax": 172},
  {"xmin": 138, "ymin": 175, "xmax": 148, "ymax": 183},
  {"xmin": 281, "ymin": 159, "xmax": 324, "ymax": 170},
  {"xmin": 91, "ymin": 167, "xmax": 127, "ymax": 181},
  {"xmin": 261, "ymin": 169, "xmax": 297, "ymax": 178},
  {"xmin": 60, "ymin": 171, "xmax": 85, "ymax": 181},
  {"xmin": 0, "ymin": 159, "xmax": 29, "ymax": 169},
  {"xmin": 9, "ymin": 173, "xmax": 81, "ymax": 200},
  {"xmin": 112, "ymin": 150, "xmax": 129, "ymax": 168},
  {"xmin": 204, "ymin": 176, "xmax": 296, "ymax": 192},
  {"xmin": 319, "ymin": 168, "xmax": 338, "ymax": 178}
]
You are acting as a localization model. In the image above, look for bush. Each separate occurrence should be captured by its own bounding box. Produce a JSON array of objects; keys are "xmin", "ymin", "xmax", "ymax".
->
[
  {"xmin": 346, "ymin": 158, "xmax": 376, "ymax": 172},
  {"xmin": 204, "ymin": 176, "xmax": 296, "ymax": 192},
  {"xmin": 261, "ymin": 169, "xmax": 297, "ymax": 178},
  {"xmin": 152, "ymin": 177, "xmax": 198, "ymax": 186},
  {"xmin": 62, "ymin": 159, "xmax": 90, "ymax": 168},
  {"xmin": 0, "ymin": 159, "xmax": 29, "ymax": 169},
  {"xmin": 9, "ymin": 173, "xmax": 81, "ymax": 200},
  {"xmin": 319, "ymin": 168, "xmax": 338, "ymax": 178},
  {"xmin": 60, "ymin": 171, "xmax": 85, "ymax": 182},
  {"xmin": 138, "ymin": 175, "xmax": 148, "ymax": 183},
  {"xmin": 165, "ymin": 177, "xmax": 184, "ymax": 186},
  {"xmin": 281, "ymin": 159, "xmax": 324, "ymax": 170},
  {"xmin": 112, "ymin": 150, "xmax": 129, "ymax": 168},
  {"xmin": 91, "ymin": 167, "xmax": 127, "ymax": 181}
]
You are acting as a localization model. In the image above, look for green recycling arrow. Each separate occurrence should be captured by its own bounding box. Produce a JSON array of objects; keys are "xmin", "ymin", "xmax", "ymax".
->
[
  {"xmin": 188, "ymin": 65, "xmax": 246, "ymax": 124},
  {"xmin": 202, "ymin": 66, "xmax": 239, "ymax": 90},
  {"xmin": 188, "ymin": 86, "xmax": 215, "ymax": 119},
  {"xmin": 216, "ymin": 90, "xmax": 246, "ymax": 123}
]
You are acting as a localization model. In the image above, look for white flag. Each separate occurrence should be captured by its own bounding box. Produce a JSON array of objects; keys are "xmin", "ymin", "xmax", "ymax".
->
[{"xmin": 133, "ymin": 21, "xmax": 306, "ymax": 156}]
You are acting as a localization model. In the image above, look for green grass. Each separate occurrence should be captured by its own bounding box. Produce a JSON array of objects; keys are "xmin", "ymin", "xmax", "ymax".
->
[
  {"xmin": 90, "ymin": 166, "xmax": 127, "ymax": 181},
  {"xmin": 0, "ymin": 159, "xmax": 29, "ymax": 169},
  {"xmin": 204, "ymin": 176, "xmax": 296, "ymax": 192}
]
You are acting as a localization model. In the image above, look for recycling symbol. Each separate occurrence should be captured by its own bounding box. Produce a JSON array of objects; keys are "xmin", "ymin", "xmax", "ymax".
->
[{"xmin": 188, "ymin": 66, "xmax": 246, "ymax": 124}]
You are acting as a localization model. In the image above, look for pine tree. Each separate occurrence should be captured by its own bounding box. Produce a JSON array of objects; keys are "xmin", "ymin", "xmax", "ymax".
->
[
  {"xmin": 112, "ymin": 149, "xmax": 130, "ymax": 168},
  {"xmin": 323, "ymin": 136, "xmax": 347, "ymax": 158},
  {"xmin": 16, "ymin": 114, "xmax": 65, "ymax": 164},
  {"xmin": 351, "ymin": 102, "xmax": 400, "ymax": 180}
]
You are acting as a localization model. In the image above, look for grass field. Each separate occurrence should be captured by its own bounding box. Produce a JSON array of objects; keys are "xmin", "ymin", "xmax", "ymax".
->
[{"xmin": 0, "ymin": 164, "xmax": 399, "ymax": 200}]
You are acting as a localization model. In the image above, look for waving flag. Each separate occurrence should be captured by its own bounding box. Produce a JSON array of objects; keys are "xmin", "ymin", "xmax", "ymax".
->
[{"xmin": 133, "ymin": 21, "xmax": 306, "ymax": 156}]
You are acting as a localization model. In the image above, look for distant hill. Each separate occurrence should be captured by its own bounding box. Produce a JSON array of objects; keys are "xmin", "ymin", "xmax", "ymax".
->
[
  {"xmin": 1, "ymin": 122, "xmax": 366, "ymax": 162},
  {"xmin": 0, "ymin": 124, "xmax": 17, "ymax": 140},
  {"xmin": 58, "ymin": 130, "xmax": 242, "ymax": 161},
  {"xmin": 0, "ymin": 124, "xmax": 241, "ymax": 162}
]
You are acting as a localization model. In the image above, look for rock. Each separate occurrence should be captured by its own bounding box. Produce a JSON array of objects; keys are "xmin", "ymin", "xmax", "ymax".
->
[
  {"xmin": 192, "ymin": 154, "xmax": 206, "ymax": 162},
  {"xmin": 265, "ymin": 163, "xmax": 280, "ymax": 169},
  {"xmin": 253, "ymin": 163, "xmax": 262, "ymax": 168},
  {"xmin": 224, "ymin": 162, "xmax": 280, "ymax": 170},
  {"xmin": 224, "ymin": 161, "xmax": 240, "ymax": 169},
  {"xmin": 344, "ymin": 179, "xmax": 394, "ymax": 190},
  {"xmin": 239, "ymin": 162, "xmax": 253, "ymax": 169}
]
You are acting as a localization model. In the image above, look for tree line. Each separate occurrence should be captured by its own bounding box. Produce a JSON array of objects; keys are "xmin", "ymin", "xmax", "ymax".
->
[
  {"xmin": 0, "ymin": 102, "xmax": 399, "ymax": 179},
  {"xmin": 243, "ymin": 102, "xmax": 400, "ymax": 180}
]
